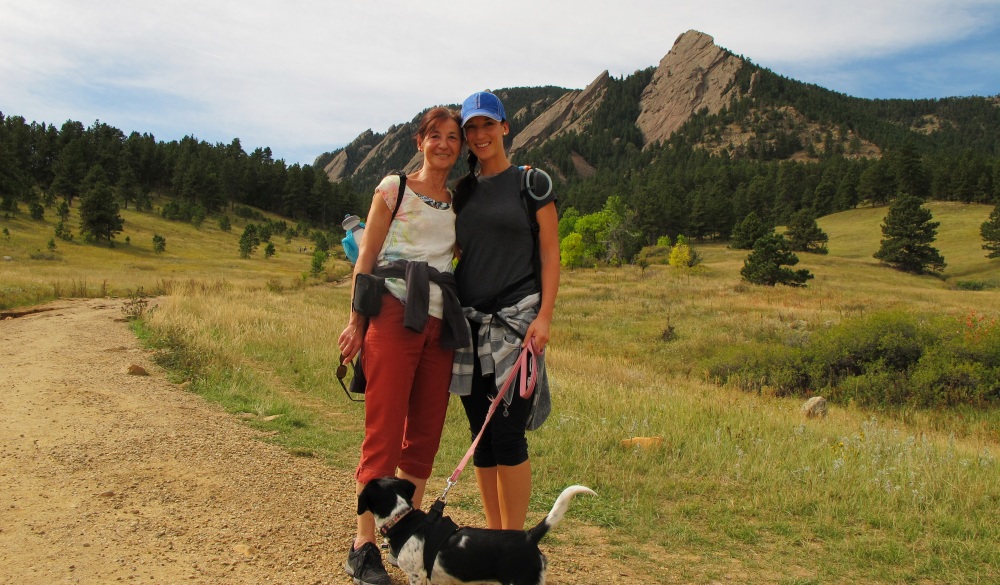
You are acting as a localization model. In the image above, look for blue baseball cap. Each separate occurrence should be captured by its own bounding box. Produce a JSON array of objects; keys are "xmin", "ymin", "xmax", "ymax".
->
[{"xmin": 461, "ymin": 91, "xmax": 506, "ymax": 127}]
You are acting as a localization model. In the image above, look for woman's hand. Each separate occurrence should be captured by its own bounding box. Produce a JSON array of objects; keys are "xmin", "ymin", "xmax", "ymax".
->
[
  {"xmin": 523, "ymin": 315, "xmax": 551, "ymax": 351},
  {"xmin": 338, "ymin": 318, "xmax": 366, "ymax": 363}
]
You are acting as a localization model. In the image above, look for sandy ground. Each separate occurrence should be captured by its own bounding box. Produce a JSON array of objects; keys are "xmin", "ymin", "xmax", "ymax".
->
[{"xmin": 0, "ymin": 298, "xmax": 638, "ymax": 585}]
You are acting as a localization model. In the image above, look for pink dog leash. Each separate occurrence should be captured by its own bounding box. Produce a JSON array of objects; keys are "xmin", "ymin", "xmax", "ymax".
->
[{"xmin": 439, "ymin": 339, "xmax": 541, "ymax": 502}]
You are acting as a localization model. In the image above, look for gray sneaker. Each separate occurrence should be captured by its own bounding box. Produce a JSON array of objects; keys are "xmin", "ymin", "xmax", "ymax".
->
[{"xmin": 344, "ymin": 541, "xmax": 391, "ymax": 585}]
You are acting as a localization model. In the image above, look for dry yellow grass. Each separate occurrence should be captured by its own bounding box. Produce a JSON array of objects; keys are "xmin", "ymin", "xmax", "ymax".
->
[{"xmin": 1, "ymin": 198, "xmax": 352, "ymax": 307}]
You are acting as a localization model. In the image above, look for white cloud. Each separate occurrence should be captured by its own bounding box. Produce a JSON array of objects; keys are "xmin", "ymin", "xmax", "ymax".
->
[{"xmin": 2, "ymin": 0, "xmax": 998, "ymax": 164}]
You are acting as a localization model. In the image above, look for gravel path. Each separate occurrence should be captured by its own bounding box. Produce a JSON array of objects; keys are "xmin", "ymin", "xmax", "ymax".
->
[{"xmin": 1, "ymin": 298, "xmax": 635, "ymax": 584}]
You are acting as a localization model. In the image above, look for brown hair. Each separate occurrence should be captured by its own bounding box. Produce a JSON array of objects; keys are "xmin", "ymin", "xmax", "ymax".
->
[
  {"xmin": 414, "ymin": 107, "xmax": 463, "ymax": 146},
  {"xmin": 453, "ymin": 150, "xmax": 478, "ymax": 214}
]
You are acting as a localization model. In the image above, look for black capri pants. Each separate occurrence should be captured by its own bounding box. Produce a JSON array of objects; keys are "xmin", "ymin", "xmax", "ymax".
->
[{"xmin": 459, "ymin": 324, "xmax": 531, "ymax": 468}]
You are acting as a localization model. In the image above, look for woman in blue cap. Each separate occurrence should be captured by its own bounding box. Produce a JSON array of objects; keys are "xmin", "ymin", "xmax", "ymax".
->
[{"xmin": 450, "ymin": 90, "xmax": 560, "ymax": 530}]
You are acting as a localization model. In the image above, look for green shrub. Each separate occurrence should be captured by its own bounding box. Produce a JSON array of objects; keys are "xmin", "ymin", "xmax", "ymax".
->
[
  {"xmin": 705, "ymin": 310, "xmax": 1000, "ymax": 409},
  {"xmin": 954, "ymin": 280, "xmax": 989, "ymax": 291},
  {"xmin": 636, "ymin": 244, "xmax": 670, "ymax": 265},
  {"xmin": 233, "ymin": 205, "xmax": 265, "ymax": 221},
  {"xmin": 909, "ymin": 350, "xmax": 996, "ymax": 408},
  {"xmin": 957, "ymin": 311, "xmax": 1000, "ymax": 367},
  {"xmin": 162, "ymin": 200, "xmax": 207, "ymax": 225},
  {"xmin": 806, "ymin": 311, "xmax": 927, "ymax": 386},
  {"xmin": 827, "ymin": 371, "xmax": 908, "ymax": 407}
]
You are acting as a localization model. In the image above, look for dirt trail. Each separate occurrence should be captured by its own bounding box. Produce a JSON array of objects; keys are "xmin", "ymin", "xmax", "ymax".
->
[{"xmin": 0, "ymin": 298, "xmax": 633, "ymax": 585}]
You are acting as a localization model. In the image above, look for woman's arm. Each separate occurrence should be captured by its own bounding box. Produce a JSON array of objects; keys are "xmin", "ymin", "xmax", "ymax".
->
[
  {"xmin": 337, "ymin": 185, "xmax": 395, "ymax": 362},
  {"xmin": 523, "ymin": 200, "xmax": 559, "ymax": 349}
]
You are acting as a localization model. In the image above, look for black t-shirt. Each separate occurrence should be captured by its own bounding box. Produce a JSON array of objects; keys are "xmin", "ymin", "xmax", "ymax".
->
[{"xmin": 455, "ymin": 165, "xmax": 555, "ymax": 310}]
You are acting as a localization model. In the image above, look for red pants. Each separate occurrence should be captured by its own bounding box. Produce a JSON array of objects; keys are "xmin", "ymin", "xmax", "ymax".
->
[{"xmin": 355, "ymin": 296, "xmax": 454, "ymax": 485}]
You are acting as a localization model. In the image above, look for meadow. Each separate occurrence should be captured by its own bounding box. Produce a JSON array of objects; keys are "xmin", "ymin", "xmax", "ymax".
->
[{"xmin": 2, "ymin": 201, "xmax": 999, "ymax": 584}]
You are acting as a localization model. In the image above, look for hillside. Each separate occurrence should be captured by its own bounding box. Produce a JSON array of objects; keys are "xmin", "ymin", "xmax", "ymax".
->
[
  {"xmin": 817, "ymin": 201, "xmax": 999, "ymax": 284},
  {"xmin": 2, "ymin": 192, "xmax": 996, "ymax": 313},
  {"xmin": 0, "ymin": 197, "xmax": 347, "ymax": 311}
]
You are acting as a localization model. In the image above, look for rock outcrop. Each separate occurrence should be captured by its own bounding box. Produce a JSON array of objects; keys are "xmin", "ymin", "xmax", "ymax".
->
[
  {"xmin": 636, "ymin": 30, "xmax": 748, "ymax": 147},
  {"xmin": 322, "ymin": 130, "xmax": 376, "ymax": 182},
  {"xmin": 509, "ymin": 71, "xmax": 610, "ymax": 159},
  {"xmin": 322, "ymin": 150, "xmax": 350, "ymax": 182},
  {"xmin": 352, "ymin": 124, "xmax": 414, "ymax": 179}
]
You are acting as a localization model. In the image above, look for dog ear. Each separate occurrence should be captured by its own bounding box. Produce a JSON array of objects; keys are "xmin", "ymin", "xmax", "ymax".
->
[
  {"xmin": 356, "ymin": 484, "xmax": 372, "ymax": 516},
  {"xmin": 401, "ymin": 478, "xmax": 416, "ymax": 502}
]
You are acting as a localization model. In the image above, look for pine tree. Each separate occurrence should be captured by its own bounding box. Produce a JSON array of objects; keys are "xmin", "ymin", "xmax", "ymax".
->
[
  {"xmin": 50, "ymin": 138, "xmax": 88, "ymax": 207},
  {"xmin": 730, "ymin": 211, "xmax": 771, "ymax": 250},
  {"xmin": 741, "ymin": 233, "xmax": 813, "ymax": 287},
  {"xmin": 0, "ymin": 128, "xmax": 29, "ymax": 215},
  {"xmin": 310, "ymin": 250, "xmax": 327, "ymax": 277},
  {"xmin": 77, "ymin": 168, "xmax": 124, "ymax": 244},
  {"xmin": 116, "ymin": 162, "xmax": 141, "ymax": 210},
  {"xmin": 981, "ymin": 203, "xmax": 1000, "ymax": 259},
  {"xmin": 784, "ymin": 209, "xmax": 829, "ymax": 254},
  {"xmin": 239, "ymin": 224, "xmax": 260, "ymax": 258},
  {"xmin": 873, "ymin": 194, "xmax": 946, "ymax": 273},
  {"xmin": 57, "ymin": 200, "xmax": 70, "ymax": 222},
  {"xmin": 891, "ymin": 143, "xmax": 928, "ymax": 199},
  {"xmin": 857, "ymin": 159, "xmax": 896, "ymax": 207},
  {"xmin": 54, "ymin": 220, "xmax": 73, "ymax": 241}
]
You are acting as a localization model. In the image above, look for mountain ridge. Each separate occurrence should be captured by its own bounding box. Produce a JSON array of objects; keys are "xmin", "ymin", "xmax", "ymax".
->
[{"xmin": 315, "ymin": 29, "xmax": 1000, "ymax": 204}]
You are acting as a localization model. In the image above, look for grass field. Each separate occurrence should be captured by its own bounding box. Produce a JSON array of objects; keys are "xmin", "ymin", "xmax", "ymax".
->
[
  {"xmin": 3, "ymin": 200, "xmax": 999, "ymax": 583},
  {"xmin": 0, "ymin": 198, "xmax": 352, "ymax": 309}
]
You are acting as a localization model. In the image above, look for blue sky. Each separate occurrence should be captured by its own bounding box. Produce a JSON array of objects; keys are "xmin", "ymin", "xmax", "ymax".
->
[{"xmin": 2, "ymin": 0, "xmax": 998, "ymax": 166}]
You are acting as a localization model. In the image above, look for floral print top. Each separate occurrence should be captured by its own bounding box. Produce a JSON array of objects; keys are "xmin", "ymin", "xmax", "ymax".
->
[{"xmin": 374, "ymin": 174, "xmax": 455, "ymax": 319}]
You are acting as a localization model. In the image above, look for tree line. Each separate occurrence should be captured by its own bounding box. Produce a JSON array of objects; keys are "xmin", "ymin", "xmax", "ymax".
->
[{"xmin": 0, "ymin": 113, "xmax": 362, "ymax": 234}]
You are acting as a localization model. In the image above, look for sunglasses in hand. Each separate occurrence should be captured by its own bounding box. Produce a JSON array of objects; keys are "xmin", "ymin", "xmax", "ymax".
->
[{"xmin": 337, "ymin": 355, "xmax": 365, "ymax": 402}]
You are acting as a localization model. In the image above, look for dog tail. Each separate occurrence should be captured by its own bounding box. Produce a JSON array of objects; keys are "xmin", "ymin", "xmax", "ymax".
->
[{"xmin": 527, "ymin": 485, "xmax": 596, "ymax": 545}]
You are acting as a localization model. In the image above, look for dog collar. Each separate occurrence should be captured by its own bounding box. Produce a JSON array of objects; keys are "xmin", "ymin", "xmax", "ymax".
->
[{"xmin": 378, "ymin": 509, "xmax": 413, "ymax": 537}]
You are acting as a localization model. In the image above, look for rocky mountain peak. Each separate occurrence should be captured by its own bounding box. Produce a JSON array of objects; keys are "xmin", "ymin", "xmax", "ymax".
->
[{"xmin": 636, "ymin": 30, "xmax": 748, "ymax": 147}]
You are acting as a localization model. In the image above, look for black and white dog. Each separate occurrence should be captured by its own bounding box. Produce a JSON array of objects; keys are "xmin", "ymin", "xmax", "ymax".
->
[{"xmin": 357, "ymin": 477, "xmax": 596, "ymax": 585}]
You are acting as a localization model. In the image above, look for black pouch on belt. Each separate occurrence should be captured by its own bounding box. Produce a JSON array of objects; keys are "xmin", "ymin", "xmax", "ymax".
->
[{"xmin": 352, "ymin": 273, "xmax": 385, "ymax": 317}]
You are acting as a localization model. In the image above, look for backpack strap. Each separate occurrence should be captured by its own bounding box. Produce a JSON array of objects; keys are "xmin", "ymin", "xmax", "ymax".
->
[
  {"xmin": 519, "ymin": 166, "xmax": 545, "ymax": 290},
  {"xmin": 391, "ymin": 171, "xmax": 406, "ymax": 220}
]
